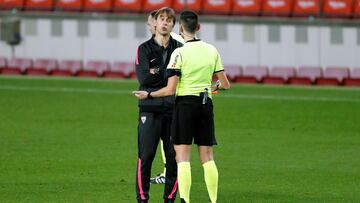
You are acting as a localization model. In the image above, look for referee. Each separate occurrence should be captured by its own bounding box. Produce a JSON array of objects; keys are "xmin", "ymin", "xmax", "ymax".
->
[{"xmin": 134, "ymin": 10, "xmax": 230, "ymax": 203}]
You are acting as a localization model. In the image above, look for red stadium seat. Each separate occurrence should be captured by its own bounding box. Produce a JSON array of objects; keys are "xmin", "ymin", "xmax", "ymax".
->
[
  {"xmin": 263, "ymin": 66, "xmax": 295, "ymax": 84},
  {"xmin": 25, "ymin": 0, "xmax": 54, "ymax": 10},
  {"xmin": 235, "ymin": 65, "xmax": 268, "ymax": 83},
  {"xmin": 1, "ymin": 58, "xmax": 32, "ymax": 75},
  {"xmin": 0, "ymin": 0, "xmax": 24, "ymax": 10},
  {"xmin": 322, "ymin": 0, "xmax": 353, "ymax": 18},
  {"xmin": 78, "ymin": 60, "xmax": 110, "ymax": 77},
  {"xmin": 289, "ymin": 66, "xmax": 322, "ymax": 85},
  {"xmin": 83, "ymin": 0, "xmax": 112, "ymax": 12},
  {"xmin": 173, "ymin": 0, "xmax": 203, "ymax": 13},
  {"xmin": 142, "ymin": 0, "xmax": 172, "ymax": 13},
  {"xmin": 262, "ymin": 0, "xmax": 293, "ymax": 16},
  {"xmin": 113, "ymin": 0, "xmax": 143, "ymax": 12},
  {"xmin": 316, "ymin": 67, "xmax": 349, "ymax": 86},
  {"xmin": 353, "ymin": 0, "xmax": 360, "ymax": 18},
  {"xmin": 232, "ymin": 0, "xmax": 262, "ymax": 16},
  {"xmin": 201, "ymin": 0, "xmax": 232, "ymax": 15},
  {"xmin": 104, "ymin": 61, "xmax": 135, "ymax": 79},
  {"xmin": 0, "ymin": 57, "xmax": 7, "ymax": 74},
  {"xmin": 292, "ymin": 0, "xmax": 320, "ymax": 17},
  {"xmin": 27, "ymin": 59, "xmax": 57, "ymax": 76},
  {"xmin": 53, "ymin": 60, "xmax": 82, "ymax": 76},
  {"xmin": 56, "ymin": 0, "xmax": 83, "ymax": 11},
  {"xmin": 224, "ymin": 65, "xmax": 242, "ymax": 82},
  {"xmin": 344, "ymin": 68, "xmax": 360, "ymax": 87}
]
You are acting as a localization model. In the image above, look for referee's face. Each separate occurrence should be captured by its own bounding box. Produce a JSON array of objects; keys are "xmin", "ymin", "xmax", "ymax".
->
[{"xmin": 155, "ymin": 13, "xmax": 174, "ymax": 35}]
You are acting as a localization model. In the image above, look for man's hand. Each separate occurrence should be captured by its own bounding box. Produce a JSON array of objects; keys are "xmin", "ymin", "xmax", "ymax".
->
[
  {"xmin": 211, "ymin": 80, "xmax": 220, "ymax": 94},
  {"xmin": 133, "ymin": 91, "xmax": 149, "ymax": 100}
]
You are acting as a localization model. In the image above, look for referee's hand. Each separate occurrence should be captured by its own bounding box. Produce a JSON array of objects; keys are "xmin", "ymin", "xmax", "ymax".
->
[{"xmin": 133, "ymin": 90, "xmax": 149, "ymax": 100}]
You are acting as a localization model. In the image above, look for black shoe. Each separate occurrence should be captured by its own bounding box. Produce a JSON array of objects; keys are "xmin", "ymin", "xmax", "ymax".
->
[
  {"xmin": 180, "ymin": 198, "xmax": 186, "ymax": 203},
  {"xmin": 137, "ymin": 200, "xmax": 148, "ymax": 203}
]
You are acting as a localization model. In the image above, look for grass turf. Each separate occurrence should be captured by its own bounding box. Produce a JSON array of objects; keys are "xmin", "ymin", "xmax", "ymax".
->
[{"xmin": 0, "ymin": 75, "xmax": 360, "ymax": 202}]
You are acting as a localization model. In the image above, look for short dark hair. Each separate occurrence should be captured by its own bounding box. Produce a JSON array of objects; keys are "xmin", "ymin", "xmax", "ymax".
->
[
  {"xmin": 180, "ymin": 11, "xmax": 198, "ymax": 34},
  {"xmin": 154, "ymin": 7, "xmax": 176, "ymax": 25}
]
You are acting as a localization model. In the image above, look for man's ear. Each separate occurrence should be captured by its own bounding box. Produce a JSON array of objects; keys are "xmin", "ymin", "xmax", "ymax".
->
[{"xmin": 196, "ymin": 24, "xmax": 200, "ymax": 32}]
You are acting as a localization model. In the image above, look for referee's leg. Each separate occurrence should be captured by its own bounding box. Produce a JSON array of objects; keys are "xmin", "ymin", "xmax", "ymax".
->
[
  {"xmin": 199, "ymin": 146, "xmax": 218, "ymax": 203},
  {"xmin": 136, "ymin": 112, "xmax": 161, "ymax": 203}
]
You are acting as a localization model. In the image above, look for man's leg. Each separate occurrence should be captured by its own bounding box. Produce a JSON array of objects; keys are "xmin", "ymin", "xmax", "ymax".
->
[
  {"xmin": 174, "ymin": 145, "xmax": 192, "ymax": 203},
  {"xmin": 161, "ymin": 114, "xmax": 178, "ymax": 202},
  {"xmin": 150, "ymin": 140, "xmax": 166, "ymax": 184},
  {"xmin": 136, "ymin": 112, "xmax": 161, "ymax": 202},
  {"xmin": 199, "ymin": 146, "xmax": 218, "ymax": 203},
  {"xmin": 160, "ymin": 139, "xmax": 167, "ymax": 175}
]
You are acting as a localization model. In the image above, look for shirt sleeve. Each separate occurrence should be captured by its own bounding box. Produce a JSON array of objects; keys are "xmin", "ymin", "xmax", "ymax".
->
[
  {"xmin": 166, "ymin": 49, "xmax": 182, "ymax": 77},
  {"xmin": 214, "ymin": 50, "xmax": 224, "ymax": 73}
]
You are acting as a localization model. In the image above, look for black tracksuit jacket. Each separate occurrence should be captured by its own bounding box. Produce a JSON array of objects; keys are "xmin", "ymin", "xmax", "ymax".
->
[{"xmin": 135, "ymin": 36, "xmax": 183, "ymax": 113}]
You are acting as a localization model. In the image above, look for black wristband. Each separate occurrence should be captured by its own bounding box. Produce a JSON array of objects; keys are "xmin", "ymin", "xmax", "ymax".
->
[
  {"xmin": 147, "ymin": 91, "xmax": 153, "ymax": 99},
  {"xmin": 215, "ymin": 83, "xmax": 220, "ymax": 91}
]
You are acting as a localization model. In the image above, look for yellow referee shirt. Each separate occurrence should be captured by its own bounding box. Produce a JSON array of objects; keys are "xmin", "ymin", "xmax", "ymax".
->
[{"xmin": 166, "ymin": 39, "xmax": 224, "ymax": 98}]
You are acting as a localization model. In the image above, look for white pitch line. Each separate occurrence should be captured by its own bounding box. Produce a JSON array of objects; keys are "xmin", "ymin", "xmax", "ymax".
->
[
  {"xmin": 221, "ymin": 93, "xmax": 360, "ymax": 103},
  {"xmin": 0, "ymin": 85, "xmax": 131, "ymax": 95},
  {"xmin": 0, "ymin": 85, "xmax": 360, "ymax": 103}
]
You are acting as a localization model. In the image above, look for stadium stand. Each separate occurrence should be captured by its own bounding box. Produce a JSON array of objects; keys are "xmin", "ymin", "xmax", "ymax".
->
[
  {"xmin": 56, "ymin": 0, "xmax": 83, "ymax": 11},
  {"xmin": 173, "ymin": 0, "xmax": 203, "ymax": 13},
  {"xmin": 235, "ymin": 65, "xmax": 268, "ymax": 83},
  {"xmin": 25, "ymin": 0, "xmax": 54, "ymax": 11},
  {"xmin": 143, "ymin": 0, "xmax": 172, "ymax": 13},
  {"xmin": 232, "ymin": 0, "xmax": 262, "ymax": 16},
  {"xmin": 344, "ymin": 68, "xmax": 360, "ymax": 86},
  {"xmin": 316, "ymin": 67, "xmax": 349, "ymax": 86},
  {"xmin": 1, "ymin": 0, "xmax": 360, "ymax": 17},
  {"xmin": 83, "ymin": 0, "xmax": 113, "ymax": 12},
  {"xmin": 354, "ymin": 0, "xmax": 360, "ymax": 18},
  {"xmin": 1, "ymin": 58, "xmax": 32, "ymax": 75},
  {"xmin": 78, "ymin": 60, "xmax": 110, "ymax": 77},
  {"xmin": 263, "ymin": 66, "xmax": 296, "ymax": 84},
  {"xmin": 113, "ymin": 0, "xmax": 143, "ymax": 12},
  {"xmin": 224, "ymin": 65, "xmax": 242, "ymax": 82},
  {"xmin": 27, "ymin": 58, "xmax": 57, "ymax": 76},
  {"xmin": 322, "ymin": 0, "xmax": 353, "ymax": 18},
  {"xmin": 0, "ymin": 57, "xmax": 7, "ymax": 74},
  {"xmin": 53, "ymin": 60, "xmax": 82, "ymax": 76},
  {"xmin": 289, "ymin": 66, "xmax": 322, "ymax": 85},
  {"xmin": 1, "ymin": 56, "xmax": 359, "ymax": 88},
  {"xmin": 104, "ymin": 61, "xmax": 136, "ymax": 79},
  {"xmin": 292, "ymin": 0, "xmax": 320, "ymax": 17},
  {"xmin": 262, "ymin": 0, "xmax": 293, "ymax": 16},
  {"xmin": 201, "ymin": 0, "xmax": 232, "ymax": 15},
  {"xmin": 0, "ymin": 0, "xmax": 24, "ymax": 10}
]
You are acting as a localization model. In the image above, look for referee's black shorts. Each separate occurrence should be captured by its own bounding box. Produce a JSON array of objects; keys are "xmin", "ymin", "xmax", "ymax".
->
[{"xmin": 171, "ymin": 95, "xmax": 217, "ymax": 146}]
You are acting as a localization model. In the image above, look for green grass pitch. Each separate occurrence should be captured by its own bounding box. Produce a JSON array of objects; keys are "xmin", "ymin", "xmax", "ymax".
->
[{"xmin": 1, "ymin": 75, "xmax": 360, "ymax": 202}]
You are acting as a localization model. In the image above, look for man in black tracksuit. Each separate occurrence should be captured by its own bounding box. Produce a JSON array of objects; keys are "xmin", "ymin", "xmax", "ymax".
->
[{"xmin": 135, "ymin": 7, "xmax": 182, "ymax": 203}]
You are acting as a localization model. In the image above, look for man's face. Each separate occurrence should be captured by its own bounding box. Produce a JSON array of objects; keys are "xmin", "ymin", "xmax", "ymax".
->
[
  {"xmin": 147, "ymin": 15, "xmax": 155, "ymax": 35},
  {"xmin": 155, "ymin": 13, "xmax": 174, "ymax": 36}
]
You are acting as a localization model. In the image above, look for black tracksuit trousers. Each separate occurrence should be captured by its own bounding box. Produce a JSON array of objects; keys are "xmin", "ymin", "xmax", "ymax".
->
[{"xmin": 136, "ymin": 112, "xmax": 178, "ymax": 202}]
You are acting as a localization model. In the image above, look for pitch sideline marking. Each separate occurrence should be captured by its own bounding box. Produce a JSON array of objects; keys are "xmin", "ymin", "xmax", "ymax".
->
[{"xmin": 1, "ymin": 85, "xmax": 360, "ymax": 103}]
